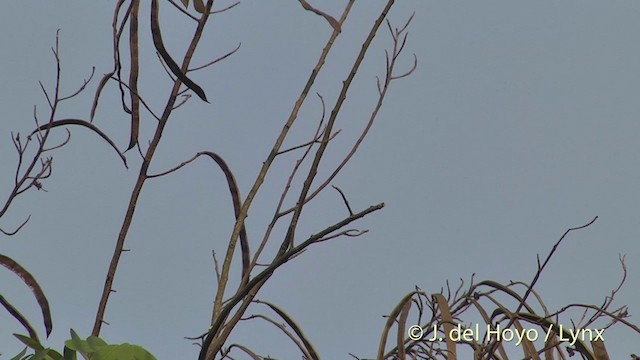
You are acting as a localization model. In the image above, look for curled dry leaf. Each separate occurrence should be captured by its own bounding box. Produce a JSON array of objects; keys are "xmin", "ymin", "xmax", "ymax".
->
[
  {"xmin": 298, "ymin": 0, "xmax": 341, "ymax": 33},
  {"xmin": 151, "ymin": 0, "xmax": 209, "ymax": 102},
  {"xmin": 127, "ymin": 0, "xmax": 140, "ymax": 151},
  {"xmin": 0, "ymin": 254, "xmax": 52, "ymax": 337},
  {"xmin": 32, "ymin": 118, "xmax": 128, "ymax": 169}
]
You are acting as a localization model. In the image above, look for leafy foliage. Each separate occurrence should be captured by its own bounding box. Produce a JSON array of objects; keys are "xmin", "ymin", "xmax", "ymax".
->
[{"xmin": 9, "ymin": 330, "xmax": 156, "ymax": 360}]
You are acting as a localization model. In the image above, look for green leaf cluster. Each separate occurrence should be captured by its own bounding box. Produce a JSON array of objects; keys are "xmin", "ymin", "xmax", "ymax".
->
[{"xmin": 9, "ymin": 329, "xmax": 156, "ymax": 360}]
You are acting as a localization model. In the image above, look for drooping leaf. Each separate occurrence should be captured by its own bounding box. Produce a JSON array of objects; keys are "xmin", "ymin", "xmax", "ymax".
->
[
  {"xmin": 257, "ymin": 300, "xmax": 318, "ymax": 359},
  {"xmin": 28, "ymin": 348, "xmax": 51, "ymax": 360},
  {"xmin": 592, "ymin": 338, "xmax": 609, "ymax": 359},
  {"xmin": 151, "ymin": 0, "xmax": 209, "ymax": 102},
  {"xmin": 13, "ymin": 333, "xmax": 44, "ymax": 351},
  {"xmin": 127, "ymin": 0, "xmax": 140, "ymax": 151},
  {"xmin": 433, "ymin": 294, "xmax": 458, "ymax": 358},
  {"xmin": 0, "ymin": 293, "xmax": 39, "ymax": 340},
  {"xmin": 32, "ymin": 119, "xmax": 128, "ymax": 169},
  {"xmin": 298, "ymin": 0, "xmax": 341, "ymax": 32},
  {"xmin": 9, "ymin": 347, "xmax": 27, "ymax": 360},
  {"xmin": 1, "ymin": 255, "xmax": 52, "ymax": 337}
]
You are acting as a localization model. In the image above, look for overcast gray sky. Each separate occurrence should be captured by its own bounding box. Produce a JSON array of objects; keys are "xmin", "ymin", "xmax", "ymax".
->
[{"xmin": 1, "ymin": 1, "xmax": 639, "ymax": 359}]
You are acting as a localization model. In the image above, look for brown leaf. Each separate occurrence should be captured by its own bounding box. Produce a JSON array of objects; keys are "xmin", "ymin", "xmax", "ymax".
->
[
  {"xmin": 433, "ymin": 293, "xmax": 457, "ymax": 359},
  {"xmin": 0, "ymin": 254, "xmax": 52, "ymax": 337},
  {"xmin": 128, "ymin": 0, "xmax": 140, "ymax": 151},
  {"xmin": 193, "ymin": 0, "xmax": 206, "ymax": 13},
  {"xmin": 33, "ymin": 118, "xmax": 128, "ymax": 168},
  {"xmin": 151, "ymin": 0, "xmax": 209, "ymax": 102},
  {"xmin": 298, "ymin": 0, "xmax": 341, "ymax": 33}
]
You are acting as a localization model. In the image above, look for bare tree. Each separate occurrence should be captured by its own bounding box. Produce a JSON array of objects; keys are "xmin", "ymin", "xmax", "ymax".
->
[
  {"xmin": 1, "ymin": 1, "xmax": 637, "ymax": 360},
  {"xmin": 371, "ymin": 217, "xmax": 639, "ymax": 359},
  {"xmin": 1, "ymin": 32, "xmax": 94, "ymax": 345},
  {"xmin": 4, "ymin": 0, "xmax": 416, "ymax": 358}
]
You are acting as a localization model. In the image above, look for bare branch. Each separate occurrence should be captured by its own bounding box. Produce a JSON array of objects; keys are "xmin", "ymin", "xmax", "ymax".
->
[
  {"xmin": 40, "ymin": 128, "xmax": 71, "ymax": 152},
  {"xmin": 280, "ymin": 12, "xmax": 417, "ymax": 220},
  {"xmin": 109, "ymin": 76, "xmax": 161, "ymax": 121},
  {"xmin": 59, "ymin": 66, "xmax": 96, "ymax": 101},
  {"xmin": 483, "ymin": 216, "xmax": 599, "ymax": 357},
  {"xmin": 148, "ymin": 151, "xmax": 250, "ymax": 288},
  {"xmin": 1, "ymin": 31, "xmax": 71, "ymax": 229},
  {"xmin": 208, "ymin": 2, "xmax": 356, "ymax": 349},
  {"xmin": 199, "ymin": 202, "xmax": 385, "ymax": 359},
  {"xmin": 316, "ymin": 228, "xmax": 367, "ymax": 243},
  {"xmin": 390, "ymin": 53, "xmax": 417, "ymax": 80},
  {"xmin": 0, "ymin": 215, "xmax": 31, "ymax": 236},
  {"xmin": 172, "ymin": 94, "xmax": 192, "ymax": 110},
  {"xmin": 332, "ymin": 185, "xmax": 354, "ymax": 216},
  {"xmin": 189, "ymin": 43, "xmax": 241, "ymax": 72},
  {"xmin": 167, "ymin": 0, "xmax": 199, "ymax": 21},
  {"xmin": 253, "ymin": 299, "xmax": 318, "ymax": 359},
  {"xmin": 211, "ymin": 2, "xmax": 240, "ymax": 15},
  {"xmin": 280, "ymin": 0, "xmax": 396, "ymax": 256},
  {"xmin": 39, "ymin": 81, "xmax": 54, "ymax": 110},
  {"xmin": 211, "ymin": 250, "xmax": 221, "ymax": 285},
  {"xmin": 277, "ymin": 129, "xmax": 339, "ymax": 156},
  {"xmin": 93, "ymin": 0, "xmax": 222, "ymax": 332}
]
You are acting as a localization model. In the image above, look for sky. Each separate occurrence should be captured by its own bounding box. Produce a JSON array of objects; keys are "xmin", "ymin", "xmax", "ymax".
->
[{"xmin": 1, "ymin": 1, "xmax": 639, "ymax": 359}]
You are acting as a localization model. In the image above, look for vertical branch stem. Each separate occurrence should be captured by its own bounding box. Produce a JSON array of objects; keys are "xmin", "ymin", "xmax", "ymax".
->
[
  {"xmin": 210, "ymin": 0, "xmax": 355, "ymax": 327},
  {"xmin": 280, "ymin": 0, "xmax": 395, "ymax": 254},
  {"xmin": 92, "ymin": 0, "xmax": 216, "ymax": 336}
]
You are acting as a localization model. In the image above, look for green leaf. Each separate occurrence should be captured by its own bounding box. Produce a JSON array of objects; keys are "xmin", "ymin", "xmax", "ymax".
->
[
  {"xmin": 64, "ymin": 329, "xmax": 82, "ymax": 351},
  {"xmin": 63, "ymin": 346, "xmax": 77, "ymax": 360},
  {"xmin": 29, "ymin": 348, "xmax": 50, "ymax": 360},
  {"xmin": 86, "ymin": 336, "xmax": 108, "ymax": 349},
  {"xmin": 13, "ymin": 334, "xmax": 44, "ymax": 351},
  {"xmin": 64, "ymin": 330, "xmax": 107, "ymax": 359},
  {"xmin": 44, "ymin": 348, "xmax": 64, "ymax": 360},
  {"xmin": 9, "ymin": 347, "xmax": 27, "ymax": 360},
  {"xmin": 92, "ymin": 344, "xmax": 157, "ymax": 360}
]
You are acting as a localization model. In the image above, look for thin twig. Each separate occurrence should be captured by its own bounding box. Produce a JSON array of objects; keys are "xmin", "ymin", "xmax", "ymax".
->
[
  {"xmin": 207, "ymin": 3, "xmax": 355, "ymax": 353},
  {"xmin": 483, "ymin": 216, "xmax": 598, "ymax": 358},
  {"xmin": 189, "ymin": 42, "xmax": 241, "ymax": 72},
  {"xmin": 92, "ymin": 0, "xmax": 217, "ymax": 336},
  {"xmin": 332, "ymin": 185, "xmax": 354, "ymax": 215}
]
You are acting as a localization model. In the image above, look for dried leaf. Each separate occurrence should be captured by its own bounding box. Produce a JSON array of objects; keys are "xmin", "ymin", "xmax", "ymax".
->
[
  {"xmin": 128, "ymin": 0, "xmax": 140, "ymax": 151},
  {"xmin": 433, "ymin": 293, "xmax": 457, "ymax": 359},
  {"xmin": 151, "ymin": 0, "xmax": 209, "ymax": 102},
  {"xmin": 0, "ymin": 255, "xmax": 52, "ymax": 337},
  {"xmin": 298, "ymin": 0, "xmax": 341, "ymax": 33},
  {"xmin": 33, "ymin": 118, "xmax": 128, "ymax": 168},
  {"xmin": 396, "ymin": 300, "xmax": 411, "ymax": 359},
  {"xmin": 193, "ymin": 0, "xmax": 206, "ymax": 13},
  {"xmin": 592, "ymin": 338, "xmax": 610, "ymax": 360}
]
